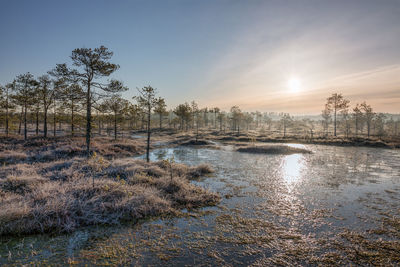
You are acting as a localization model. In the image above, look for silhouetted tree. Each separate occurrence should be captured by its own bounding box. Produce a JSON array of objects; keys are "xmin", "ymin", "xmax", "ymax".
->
[
  {"xmin": 154, "ymin": 97, "xmax": 167, "ymax": 130},
  {"xmin": 326, "ymin": 93, "xmax": 349, "ymax": 136},
  {"xmin": 360, "ymin": 101, "xmax": 374, "ymax": 137},
  {"xmin": 373, "ymin": 113, "xmax": 386, "ymax": 137},
  {"xmin": 36, "ymin": 75, "xmax": 55, "ymax": 138},
  {"xmin": 69, "ymin": 46, "xmax": 122, "ymax": 156},
  {"xmin": 15, "ymin": 73, "xmax": 37, "ymax": 140},
  {"xmin": 137, "ymin": 86, "xmax": 158, "ymax": 162},
  {"xmin": 352, "ymin": 104, "xmax": 363, "ymax": 136}
]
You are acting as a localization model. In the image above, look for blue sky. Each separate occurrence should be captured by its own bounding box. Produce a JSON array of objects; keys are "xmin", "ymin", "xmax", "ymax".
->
[{"xmin": 1, "ymin": 0, "xmax": 399, "ymax": 113}]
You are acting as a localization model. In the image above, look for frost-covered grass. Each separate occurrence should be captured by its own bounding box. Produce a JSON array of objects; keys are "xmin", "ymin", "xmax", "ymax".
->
[
  {"xmin": 0, "ymin": 136, "xmax": 219, "ymax": 236},
  {"xmin": 0, "ymin": 135, "xmax": 146, "ymax": 164}
]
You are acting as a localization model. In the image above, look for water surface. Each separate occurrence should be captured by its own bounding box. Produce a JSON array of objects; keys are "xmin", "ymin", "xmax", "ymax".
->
[{"xmin": 1, "ymin": 143, "xmax": 399, "ymax": 266}]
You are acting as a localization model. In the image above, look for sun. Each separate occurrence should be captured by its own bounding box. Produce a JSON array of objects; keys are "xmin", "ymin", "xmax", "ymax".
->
[{"xmin": 288, "ymin": 77, "xmax": 301, "ymax": 93}]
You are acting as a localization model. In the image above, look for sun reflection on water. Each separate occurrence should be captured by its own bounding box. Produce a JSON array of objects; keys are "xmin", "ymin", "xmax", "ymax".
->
[{"xmin": 282, "ymin": 154, "xmax": 305, "ymax": 186}]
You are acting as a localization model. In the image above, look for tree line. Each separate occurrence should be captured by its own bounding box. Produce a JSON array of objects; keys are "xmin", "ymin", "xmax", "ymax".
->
[
  {"xmin": 321, "ymin": 93, "xmax": 398, "ymax": 138},
  {"xmin": 1, "ymin": 47, "xmax": 399, "ymax": 153}
]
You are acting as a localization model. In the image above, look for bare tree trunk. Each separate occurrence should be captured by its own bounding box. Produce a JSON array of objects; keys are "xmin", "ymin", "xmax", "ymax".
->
[
  {"xmin": 44, "ymin": 108, "xmax": 48, "ymax": 138},
  {"xmin": 97, "ymin": 111, "xmax": 101, "ymax": 136},
  {"xmin": 71, "ymin": 105, "xmax": 75, "ymax": 137},
  {"xmin": 355, "ymin": 118, "xmax": 358, "ymax": 137},
  {"xmin": 196, "ymin": 117, "xmax": 199, "ymax": 142},
  {"xmin": 35, "ymin": 109, "xmax": 39, "ymax": 135},
  {"xmin": 24, "ymin": 103, "xmax": 27, "ymax": 140},
  {"xmin": 53, "ymin": 103, "xmax": 56, "ymax": 137},
  {"xmin": 334, "ymin": 108, "xmax": 337, "ymax": 137},
  {"xmin": 86, "ymin": 83, "xmax": 91, "ymax": 158},
  {"xmin": 114, "ymin": 112, "xmax": 117, "ymax": 140},
  {"xmin": 146, "ymin": 106, "xmax": 151, "ymax": 163},
  {"xmin": 5, "ymin": 100, "xmax": 9, "ymax": 136},
  {"xmin": 283, "ymin": 123, "xmax": 286, "ymax": 138},
  {"xmin": 18, "ymin": 107, "xmax": 23, "ymax": 135}
]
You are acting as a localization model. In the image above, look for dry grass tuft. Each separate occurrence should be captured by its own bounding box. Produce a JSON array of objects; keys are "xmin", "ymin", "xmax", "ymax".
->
[
  {"xmin": 0, "ymin": 175, "xmax": 46, "ymax": 195},
  {"xmin": 0, "ymin": 150, "xmax": 28, "ymax": 164}
]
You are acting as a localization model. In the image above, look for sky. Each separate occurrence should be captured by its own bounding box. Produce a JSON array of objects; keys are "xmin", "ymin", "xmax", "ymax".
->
[{"xmin": 0, "ymin": 0, "xmax": 399, "ymax": 114}]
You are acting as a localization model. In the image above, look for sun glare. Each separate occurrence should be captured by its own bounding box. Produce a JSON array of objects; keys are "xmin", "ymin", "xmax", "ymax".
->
[{"xmin": 288, "ymin": 77, "xmax": 301, "ymax": 93}]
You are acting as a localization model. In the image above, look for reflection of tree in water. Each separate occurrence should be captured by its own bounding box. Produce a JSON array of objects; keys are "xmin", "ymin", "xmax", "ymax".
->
[
  {"xmin": 307, "ymin": 147, "xmax": 378, "ymax": 188},
  {"xmin": 155, "ymin": 149, "xmax": 167, "ymax": 160},
  {"xmin": 172, "ymin": 148, "xmax": 199, "ymax": 162}
]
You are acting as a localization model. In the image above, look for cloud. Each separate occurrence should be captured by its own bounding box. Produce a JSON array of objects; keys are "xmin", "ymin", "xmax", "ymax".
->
[{"xmin": 195, "ymin": 6, "xmax": 400, "ymax": 114}]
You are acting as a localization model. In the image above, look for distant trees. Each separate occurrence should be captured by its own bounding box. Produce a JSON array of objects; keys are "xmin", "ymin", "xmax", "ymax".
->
[
  {"xmin": 217, "ymin": 111, "xmax": 226, "ymax": 132},
  {"xmin": 352, "ymin": 104, "xmax": 363, "ymax": 136},
  {"xmin": 263, "ymin": 114, "xmax": 272, "ymax": 131},
  {"xmin": 104, "ymin": 95, "xmax": 130, "ymax": 140},
  {"xmin": 280, "ymin": 113, "xmax": 292, "ymax": 138},
  {"xmin": 0, "ymin": 82, "xmax": 14, "ymax": 136},
  {"xmin": 191, "ymin": 101, "xmax": 198, "ymax": 129},
  {"xmin": 126, "ymin": 103, "xmax": 141, "ymax": 131},
  {"xmin": 61, "ymin": 84, "xmax": 84, "ymax": 136},
  {"xmin": 154, "ymin": 97, "xmax": 167, "ymax": 130},
  {"xmin": 191, "ymin": 101, "xmax": 200, "ymax": 141},
  {"xmin": 321, "ymin": 105, "xmax": 331, "ymax": 136},
  {"xmin": 212, "ymin": 107, "xmax": 220, "ymax": 129},
  {"xmin": 325, "ymin": 93, "xmax": 349, "ymax": 137},
  {"xmin": 230, "ymin": 106, "xmax": 242, "ymax": 134},
  {"xmin": 243, "ymin": 113, "xmax": 253, "ymax": 131},
  {"xmin": 340, "ymin": 109, "xmax": 351, "ymax": 138},
  {"xmin": 319, "ymin": 93, "xmax": 392, "ymax": 138},
  {"xmin": 2, "ymin": 48, "xmax": 398, "ymax": 142},
  {"xmin": 174, "ymin": 103, "xmax": 191, "ymax": 130},
  {"xmin": 302, "ymin": 118, "xmax": 315, "ymax": 139}
]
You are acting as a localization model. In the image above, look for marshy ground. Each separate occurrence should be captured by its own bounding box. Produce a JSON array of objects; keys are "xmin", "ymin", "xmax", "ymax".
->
[{"xmin": 0, "ymin": 131, "xmax": 399, "ymax": 266}]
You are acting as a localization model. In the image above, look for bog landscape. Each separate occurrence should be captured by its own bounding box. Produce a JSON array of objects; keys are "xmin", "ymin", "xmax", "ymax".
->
[{"xmin": 0, "ymin": 1, "xmax": 399, "ymax": 266}]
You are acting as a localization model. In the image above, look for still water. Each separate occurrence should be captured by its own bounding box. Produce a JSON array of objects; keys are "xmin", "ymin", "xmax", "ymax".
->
[{"xmin": 1, "ymin": 144, "xmax": 399, "ymax": 266}]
